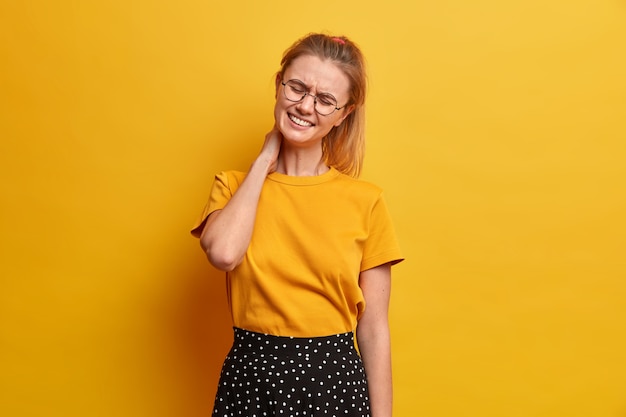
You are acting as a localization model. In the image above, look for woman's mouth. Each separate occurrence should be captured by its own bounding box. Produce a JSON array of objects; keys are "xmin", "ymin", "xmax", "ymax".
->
[{"xmin": 288, "ymin": 113, "xmax": 313, "ymax": 127}]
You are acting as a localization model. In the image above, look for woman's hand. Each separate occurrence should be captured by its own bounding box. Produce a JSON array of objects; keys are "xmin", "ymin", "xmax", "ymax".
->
[{"xmin": 257, "ymin": 126, "xmax": 282, "ymax": 175}]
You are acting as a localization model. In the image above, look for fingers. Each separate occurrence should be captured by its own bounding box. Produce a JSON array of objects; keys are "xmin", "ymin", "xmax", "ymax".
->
[
  {"xmin": 266, "ymin": 126, "xmax": 281, "ymax": 144},
  {"xmin": 258, "ymin": 127, "xmax": 282, "ymax": 173}
]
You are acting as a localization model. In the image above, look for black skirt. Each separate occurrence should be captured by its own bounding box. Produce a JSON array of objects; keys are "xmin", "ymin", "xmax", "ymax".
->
[{"xmin": 212, "ymin": 327, "xmax": 371, "ymax": 417}]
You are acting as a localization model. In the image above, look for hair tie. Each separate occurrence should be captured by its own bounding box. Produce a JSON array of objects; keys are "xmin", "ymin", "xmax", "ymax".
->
[{"xmin": 331, "ymin": 37, "xmax": 346, "ymax": 45}]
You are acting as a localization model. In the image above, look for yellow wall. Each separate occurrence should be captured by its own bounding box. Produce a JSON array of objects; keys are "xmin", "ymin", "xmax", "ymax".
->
[{"xmin": 1, "ymin": 1, "xmax": 625, "ymax": 416}]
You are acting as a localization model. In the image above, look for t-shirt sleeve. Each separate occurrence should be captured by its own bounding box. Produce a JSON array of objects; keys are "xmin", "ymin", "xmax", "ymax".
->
[
  {"xmin": 360, "ymin": 193, "xmax": 404, "ymax": 271},
  {"xmin": 190, "ymin": 171, "xmax": 239, "ymax": 238}
]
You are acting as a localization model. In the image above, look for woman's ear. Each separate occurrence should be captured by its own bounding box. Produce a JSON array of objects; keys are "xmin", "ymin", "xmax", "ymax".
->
[
  {"xmin": 333, "ymin": 104, "xmax": 355, "ymax": 127},
  {"xmin": 275, "ymin": 74, "xmax": 282, "ymax": 99}
]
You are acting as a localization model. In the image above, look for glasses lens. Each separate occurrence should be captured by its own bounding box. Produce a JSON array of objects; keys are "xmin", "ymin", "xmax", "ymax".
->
[
  {"xmin": 284, "ymin": 81, "xmax": 305, "ymax": 102},
  {"xmin": 314, "ymin": 94, "xmax": 338, "ymax": 115}
]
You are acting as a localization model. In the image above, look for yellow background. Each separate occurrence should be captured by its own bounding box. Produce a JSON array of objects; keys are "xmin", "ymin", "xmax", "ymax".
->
[{"xmin": 1, "ymin": 1, "xmax": 625, "ymax": 416}]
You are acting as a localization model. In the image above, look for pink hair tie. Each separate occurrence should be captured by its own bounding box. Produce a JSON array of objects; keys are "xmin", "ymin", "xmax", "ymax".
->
[{"xmin": 331, "ymin": 37, "xmax": 346, "ymax": 45}]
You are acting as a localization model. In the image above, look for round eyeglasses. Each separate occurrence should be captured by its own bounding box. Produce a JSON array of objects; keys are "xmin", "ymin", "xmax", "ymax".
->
[{"xmin": 281, "ymin": 80, "xmax": 348, "ymax": 116}]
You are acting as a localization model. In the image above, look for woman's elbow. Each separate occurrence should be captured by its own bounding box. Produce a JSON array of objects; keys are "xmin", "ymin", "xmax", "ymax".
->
[
  {"xmin": 208, "ymin": 255, "xmax": 239, "ymax": 272},
  {"xmin": 201, "ymin": 241, "xmax": 241, "ymax": 272}
]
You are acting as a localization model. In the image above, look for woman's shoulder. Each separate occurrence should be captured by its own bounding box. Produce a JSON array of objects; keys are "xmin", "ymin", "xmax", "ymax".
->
[
  {"xmin": 333, "ymin": 171, "xmax": 384, "ymax": 195},
  {"xmin": 328, "ymin": 172, "xmax": 389, "ymax": 209},
  {"xmin": 214, "ymin": 169, "xmax": 247, "ymax": 187}
]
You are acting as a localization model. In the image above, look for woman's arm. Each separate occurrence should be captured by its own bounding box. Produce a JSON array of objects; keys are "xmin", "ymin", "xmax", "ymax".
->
[
  {"xmin": 357, "ymin": 263, "xmax": 393, "ymax": 417},
  {"xmin": 199, "ymin": 128, "xmax": 281, "ymax": 271}
]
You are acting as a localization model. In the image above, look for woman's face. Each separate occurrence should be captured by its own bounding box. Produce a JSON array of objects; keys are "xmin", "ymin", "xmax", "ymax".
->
[{"xmin": 274, "ymin": 54, "xmax": 352, "ymax": 148}]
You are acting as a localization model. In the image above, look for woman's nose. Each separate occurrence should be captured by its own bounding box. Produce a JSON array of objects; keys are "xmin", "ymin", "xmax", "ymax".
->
[{"xmin": 297, "ymin": 93, "xmax": 316, "ymax": 113}]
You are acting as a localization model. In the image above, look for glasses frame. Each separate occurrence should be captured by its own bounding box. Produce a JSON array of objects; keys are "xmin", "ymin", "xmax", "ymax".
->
[{"xmin": 281, "ymin": 80, "xmax": 348, "ymax": 116}]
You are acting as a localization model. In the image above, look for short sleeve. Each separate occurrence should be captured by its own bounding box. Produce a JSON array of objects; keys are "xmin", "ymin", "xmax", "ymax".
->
[
  {"xmin": 360, "ymin": 194, "xmax": 404, "ymax": 271},
  {"xmin": 190, "ymin": 171, "xmax": 245, "ymax": 238}
]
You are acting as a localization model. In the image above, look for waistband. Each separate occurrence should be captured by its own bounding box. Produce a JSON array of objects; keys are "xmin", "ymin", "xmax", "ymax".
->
[{"xmin": 232, "ymin": 327, "xmax": 355, "ymax": 356}]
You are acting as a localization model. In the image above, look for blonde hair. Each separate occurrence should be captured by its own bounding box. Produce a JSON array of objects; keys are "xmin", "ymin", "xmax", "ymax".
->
[{"xmin": 277, "ymin": 33, "xmax": 367, "ymax": 178}]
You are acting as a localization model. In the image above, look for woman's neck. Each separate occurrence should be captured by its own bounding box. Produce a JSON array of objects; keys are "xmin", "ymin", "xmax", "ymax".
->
[{"xmin": 275, "ymin": 146, "xmax": 329, "ymax": 177}]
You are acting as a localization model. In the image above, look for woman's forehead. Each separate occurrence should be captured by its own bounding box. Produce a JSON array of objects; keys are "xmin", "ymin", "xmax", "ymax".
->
[{"xmin": 284, "ymin": 55, "xmax": 350, "ymax": 94}]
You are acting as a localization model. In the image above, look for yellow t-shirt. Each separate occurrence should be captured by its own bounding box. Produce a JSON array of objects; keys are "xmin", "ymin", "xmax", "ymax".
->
[{"xmin": 192, "ymin": 167, "xmax": 403, "ymax": 337}]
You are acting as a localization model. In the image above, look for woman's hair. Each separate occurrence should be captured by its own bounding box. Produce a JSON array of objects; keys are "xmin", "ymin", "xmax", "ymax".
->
[{"xmin": 277, "ymin": 33, "xmax": 367, "ymax": 178}]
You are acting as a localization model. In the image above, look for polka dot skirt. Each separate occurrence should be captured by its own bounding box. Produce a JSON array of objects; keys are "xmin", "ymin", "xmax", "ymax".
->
[{"xmin": 212, "ymin": 327, "xmax": 371, "ymax": 417}]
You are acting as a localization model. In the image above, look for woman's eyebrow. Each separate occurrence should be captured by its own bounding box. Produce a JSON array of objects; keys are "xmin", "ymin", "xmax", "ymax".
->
[{"xmin": 288, "ymin": 78, "xmax": 336, "ymax": 95}]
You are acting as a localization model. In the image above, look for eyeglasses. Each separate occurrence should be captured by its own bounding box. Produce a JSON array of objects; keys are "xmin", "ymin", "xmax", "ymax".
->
[{"xmin": 281, "ymin": 79, "xmax": 348, "ymax": 116}]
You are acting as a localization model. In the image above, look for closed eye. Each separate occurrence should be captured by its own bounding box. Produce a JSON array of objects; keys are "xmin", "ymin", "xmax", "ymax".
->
[
  {"xmin": 289, "ymin": 84, "xmax": 306, "ymax": 95},
  {"xmin": 287, "ymin": 80, "xmax": 307, "ymax": 93},
  {"xmin": 317, "ymin": 94, "xmax": 337, "ymax": 107}
]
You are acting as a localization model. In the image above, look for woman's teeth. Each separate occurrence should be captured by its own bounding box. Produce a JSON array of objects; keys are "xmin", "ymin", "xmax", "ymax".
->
[{"xmin": 289, "ymin": 114, "xmax": 312, "ymax": 127}]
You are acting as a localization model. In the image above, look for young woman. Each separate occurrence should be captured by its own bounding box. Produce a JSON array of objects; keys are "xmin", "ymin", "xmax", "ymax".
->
[{"xmin": 192, "ymin": 33, "xmax": 403, "ymax": 417}]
